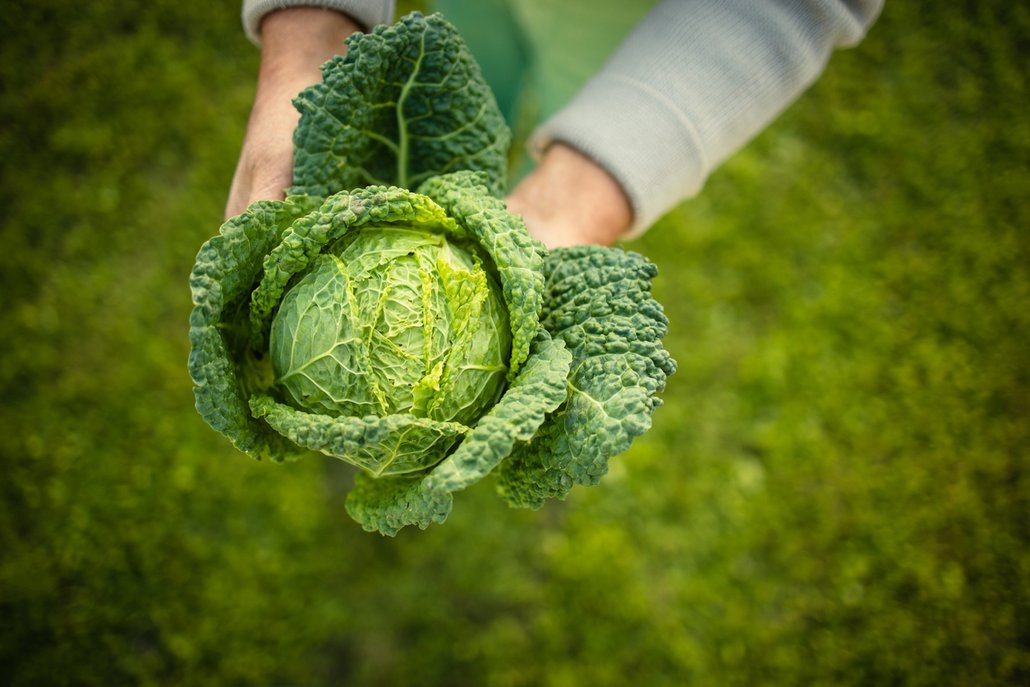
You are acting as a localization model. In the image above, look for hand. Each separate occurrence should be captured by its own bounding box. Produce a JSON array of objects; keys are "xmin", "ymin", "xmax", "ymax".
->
[
  {"xmin": 505, "ymin": 143, "xmax": 633, "ymax": 248},
  {"xmin": 225, "ymin": 8, "xmax": 361, "ymax": 219}
]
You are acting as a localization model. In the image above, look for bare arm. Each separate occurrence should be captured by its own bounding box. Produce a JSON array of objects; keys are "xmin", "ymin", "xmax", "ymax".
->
[{"xmin": 225, "ymin": 8, "xmax": 361, "ymax": 219}]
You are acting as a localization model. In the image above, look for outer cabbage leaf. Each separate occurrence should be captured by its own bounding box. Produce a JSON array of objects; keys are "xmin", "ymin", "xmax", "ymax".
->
[
  {"xmin": 188, "ymin": 196, "xmax": 320, "ymax": 461},
  {"xmin": 249, "ymin": 395, "xmax": 468, "ymax": 476},
  {"xmin": 498, "ymin": 247, "xmax": 677, "ymax": 508},
  {"xmin": 418, "ymin": 171, "xmax": 545, "ymax": 377},
  {"xmin": 290, "ymin": 12, "xmax": 510, "ymax": 197},
  {"xmin": 346, "ymin": 332, "xmax": 572, "ymax": 535}
]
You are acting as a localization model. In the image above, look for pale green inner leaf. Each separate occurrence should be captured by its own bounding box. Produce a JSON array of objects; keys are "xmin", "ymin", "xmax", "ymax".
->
[{"xmin": 269, "ymin": 225, "xmax": 510, "ymax": 425}]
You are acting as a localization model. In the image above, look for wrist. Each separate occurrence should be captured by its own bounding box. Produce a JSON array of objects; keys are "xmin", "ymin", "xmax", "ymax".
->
[
  {"xmin": 258, "ymin": 8, "xmax": 361, "ymax": 83},
  {"xmin": 506, "ymin": 143, "xmax": 633, "ymax": 248}
]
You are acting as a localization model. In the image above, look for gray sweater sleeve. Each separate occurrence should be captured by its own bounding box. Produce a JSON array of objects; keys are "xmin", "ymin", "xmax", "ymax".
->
[
  {"xmin": 530, "ymin": 0, "xmax": 884, "ymax": 237},
  {"xmin": 241, "ymin": 0, "xmax": 395, "ymax": 44}
]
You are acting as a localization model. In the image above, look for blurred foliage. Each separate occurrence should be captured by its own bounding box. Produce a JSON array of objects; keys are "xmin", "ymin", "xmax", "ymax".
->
[{"xmin": 0, "ymin": 1, "xmax": 1027, "ymax": 685}]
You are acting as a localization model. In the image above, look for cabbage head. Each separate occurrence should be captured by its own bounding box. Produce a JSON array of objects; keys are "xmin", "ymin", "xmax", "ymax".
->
[{"xmin": 189, "ymin": 13, "xmax": 675, "ymax": 535}]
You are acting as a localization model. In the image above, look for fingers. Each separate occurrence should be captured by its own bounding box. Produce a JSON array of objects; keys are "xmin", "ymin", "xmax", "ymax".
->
[
  {"xmin": 224, "ymin": 139, "xmax": 296, "ymax": 220},
  {"xmin": 224, "ymin": 156, "xmax": 251, "ymax": 219}
]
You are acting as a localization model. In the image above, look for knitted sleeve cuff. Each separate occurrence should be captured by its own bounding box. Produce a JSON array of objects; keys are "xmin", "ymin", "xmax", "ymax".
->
[
  {"xmin": 530, "ymin": 73, "xmax": 707, "ymax": 239},
  {"xmin": 242, "ymin": 0, "xmax": 395, "ymax": 45}
]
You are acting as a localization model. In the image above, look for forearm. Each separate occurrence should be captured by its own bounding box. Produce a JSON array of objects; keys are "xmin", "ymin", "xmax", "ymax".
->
[
  {"xmin": 249, "ymin": 7, "xmax": 360, "ymax": 142},
  {"xmin": 225, "ymin": 8, "xmax": 360, "ymax": 218},
  {"xmin": 258, "ymin": 8, "xmax": 359, "ymax": 76}
]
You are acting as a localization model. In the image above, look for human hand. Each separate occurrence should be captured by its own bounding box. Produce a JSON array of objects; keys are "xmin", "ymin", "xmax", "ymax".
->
[
  {"xmin": 505, "ymin": 143, "xmax": 633, "ymax": 249},
  {"xmin": 225, "ymin": 8, "xmax": 361, "ymax": 219}
]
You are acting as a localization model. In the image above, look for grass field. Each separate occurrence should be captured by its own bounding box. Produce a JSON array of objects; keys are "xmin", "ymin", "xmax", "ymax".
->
[{"xmin": 1, "ymin": 2, "xmax": 1027, "ymax": 685}]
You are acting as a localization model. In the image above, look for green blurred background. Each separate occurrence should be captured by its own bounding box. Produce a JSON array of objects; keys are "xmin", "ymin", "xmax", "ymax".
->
[{"xmin": 1, "ymin": 1, "xmax": 1027, "ymax": 685}]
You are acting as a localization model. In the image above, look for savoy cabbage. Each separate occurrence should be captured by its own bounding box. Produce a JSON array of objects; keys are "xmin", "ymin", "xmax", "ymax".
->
[{"xmin": 189, "ymin": 13, "xmax": 676, "ymax": 535}]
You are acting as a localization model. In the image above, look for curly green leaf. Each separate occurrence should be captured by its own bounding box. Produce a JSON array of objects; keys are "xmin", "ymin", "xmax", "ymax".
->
[{"xmin": 290, "ymin": 12, "xmax": 510, "ymax": 197}]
